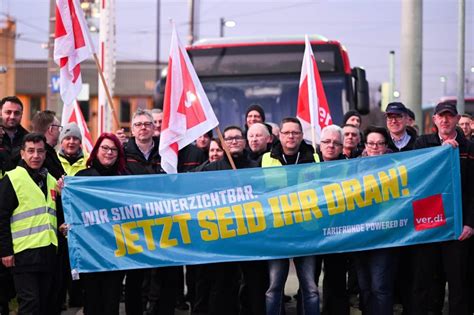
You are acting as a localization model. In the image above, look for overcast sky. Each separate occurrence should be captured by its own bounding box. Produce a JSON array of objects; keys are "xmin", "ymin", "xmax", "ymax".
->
[{"xmin": 1, "ymin": 0, "xmax": 473, "ymax": 105}]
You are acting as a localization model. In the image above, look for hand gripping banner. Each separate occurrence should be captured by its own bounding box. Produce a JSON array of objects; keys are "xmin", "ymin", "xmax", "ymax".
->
[{"xmin": 62, "ymin": 146, "xmax": 462, "ymax": 273}]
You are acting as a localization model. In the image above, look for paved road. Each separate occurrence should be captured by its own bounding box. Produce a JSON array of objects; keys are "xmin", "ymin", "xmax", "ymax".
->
[{"xmin": 60, "ymin": 261, "xmax": 447, "ymax": 315}]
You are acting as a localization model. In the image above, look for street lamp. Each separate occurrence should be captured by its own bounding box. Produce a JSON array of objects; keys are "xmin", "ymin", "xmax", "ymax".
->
[
  {"xmin": 440, "ymin": 76, "xmax": 447, "ymax": 96},
  {"xmin": 219, "ymin": 18, "xmax": 236, "ymax": 37}
]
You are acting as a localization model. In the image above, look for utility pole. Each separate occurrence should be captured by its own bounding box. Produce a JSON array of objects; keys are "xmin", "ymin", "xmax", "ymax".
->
[
  {"xmin": 388, "ymin": 51, "xmax": 395, "ymax": 103},
  {"xmin": 188, "ymin": 0, "xmax": 199, "ymax": 45},
  {"xmin": 400, "ymin": 0, "xmax": 422, "ymax": 129},
  {"xmin": 46, "ymin": 0, "xmax": 60, "ymax": 112},
  {"xmin": 457, "ymin": 0, "xmax": 465, "ymax": 113},
  {"xmin": 188, "ymin": 0, "xmax": 195, "ymax": 45},
  {"xmin": 156, "ymin": 0, "xmax": 161, "ymax": 83}
]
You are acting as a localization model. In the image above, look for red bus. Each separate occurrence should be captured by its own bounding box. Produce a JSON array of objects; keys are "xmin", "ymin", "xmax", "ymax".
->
[{"xmin": 157, "ymin": 35, "xmax": 370, "ymax": 128}]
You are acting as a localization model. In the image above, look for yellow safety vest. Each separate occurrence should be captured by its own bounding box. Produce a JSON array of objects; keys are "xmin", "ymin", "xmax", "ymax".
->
[
  {"xmin": 6, "ymin": 167, "xmax": 58, "ymax": 254},
  {"xmin": 58, "ymin": 152, "xmax": 88, "ymax": 176},
  {"xmin": 261, "ymin": 152, "xmax": 320, "ymax": 167},
  {"xmin": 261, "ymin": 152, "xmax": 320, "ymax": 189}
]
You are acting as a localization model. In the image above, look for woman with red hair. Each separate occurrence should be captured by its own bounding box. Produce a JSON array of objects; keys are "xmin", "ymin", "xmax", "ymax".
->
[{"xmin": 76, "ymin": 133, "xmax": 127, "ymax": 315}]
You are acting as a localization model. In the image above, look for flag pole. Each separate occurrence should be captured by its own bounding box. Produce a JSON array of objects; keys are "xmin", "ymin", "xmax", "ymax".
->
[
  {"xmin": 214, "ymin": 127, "xmax": 237, "ymax": 170},
  {"xmin": 92, "ymin": 53, "xmax": 120, "ymax": 128},
  {"xmin": 311, "ymin": 126, "xmax": 317, "ymax": 152}
]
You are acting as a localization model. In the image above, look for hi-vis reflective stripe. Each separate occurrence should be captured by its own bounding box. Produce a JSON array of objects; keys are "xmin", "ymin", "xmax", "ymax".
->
[
  {"xmin": 10, "ymin": 207, "xmax": 56, "ymax": 224},
  {"xmin": 11, "ymin": 224, "xmax": 57, "ymax": 239}
]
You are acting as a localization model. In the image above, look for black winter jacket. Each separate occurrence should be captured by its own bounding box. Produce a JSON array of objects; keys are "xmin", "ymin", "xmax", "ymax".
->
[
  {"xmin": 387, "ymin": 126, "xmax": 417, "ymax": 153},
  {"xmin": 414, "ymin": 132, "xmax": 474, "ymax": 227}
]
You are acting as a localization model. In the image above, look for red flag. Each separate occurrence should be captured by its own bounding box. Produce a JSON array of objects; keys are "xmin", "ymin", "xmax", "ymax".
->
[
  {"xmin": 54, "ymin": 0, "xmax": 94, "ymax": 153},
  {"xmin": 54, "ymin": 0, "xmax": 94, "ymax": 105},
  {"xmin": 296, "ymin": 35, "xmax": 332, "ymax": 145},
  {"xmin": 159, "ymin": 25, "xmax": 219, "ymax": 174},
  {"xmin": 66, "ymin": 101, "xmax": 94, "ymax": 153}
]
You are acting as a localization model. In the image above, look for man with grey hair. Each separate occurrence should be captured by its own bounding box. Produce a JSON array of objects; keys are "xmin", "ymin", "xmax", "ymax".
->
[
  {"xmin": 123, "ymin": 109, "xmax": 206, "ymax": 314},
  {"xmin": 247, "ymin": 122, "xmax": 272, "ymax": 162},
  {"xmin": 123, "ymin": 108, "xmax": 179, "ymax": 315},
  {"xmin": 342, "ymin": 124, "xmax": 362, "ymax": 158},
  {"xmin": 317, "ymin": 124, "xmax": 350, "ymax": 315}
]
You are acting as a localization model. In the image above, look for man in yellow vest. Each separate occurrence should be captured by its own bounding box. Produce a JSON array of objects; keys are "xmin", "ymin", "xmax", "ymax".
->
[
  {"xmin": 0, "ymin": 133, "xmax": 60, "ymax": 315},
  {"xmin": 261, "ymin": 117, "xmax": 320, "ymax": 315},
  {"xmin": 57, "ymin": 122, "xmax": 88, "ymax": 176}
]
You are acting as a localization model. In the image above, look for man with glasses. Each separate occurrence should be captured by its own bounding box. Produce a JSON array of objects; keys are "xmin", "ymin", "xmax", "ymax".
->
[
  {"xmin": 192, "ymin": 126, "xmax": 257, "ymax": 315},
  {"xmin": 261, "ymin": 117, "xmax": 320, "ymax": 315},
  {"xmin": 122, "ymin": 109, "xmax": 179, "ymax": 315},
  {"xmin": 385, "ymin": 102, "xmax": 417, "ymax": 152},
  {"xmin": 316, "ymin": 125, "xmax": 351, "ymax": 315},
  {"xmin": 383, "ymin": 102, "xmax": 418, "ymax": 313},
  {"xmin": 31, "ymin": 110, "xmax": 65, "ymax": 180},
  {"xmin": 0, "ymin": 96, "xmax": 29, "ymax": 172}
]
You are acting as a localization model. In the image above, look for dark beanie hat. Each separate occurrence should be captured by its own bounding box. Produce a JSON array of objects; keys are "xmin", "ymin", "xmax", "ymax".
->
[
  {"xmin": 245, "ymin": 104, "xmax": 266, "ymax": 122},
  {"xmin": 343, "ymin": 110, "xmax": 361, "ymax": 125}
]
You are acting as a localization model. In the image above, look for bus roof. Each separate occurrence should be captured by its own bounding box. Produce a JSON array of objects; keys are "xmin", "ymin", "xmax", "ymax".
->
[
  {"xmin": 188, "ymin": 35, "xmax": 351, "ymax": 74},
  {"xmin": 189, "ymin": 35, "xmax": 343, "ymax": 49}
]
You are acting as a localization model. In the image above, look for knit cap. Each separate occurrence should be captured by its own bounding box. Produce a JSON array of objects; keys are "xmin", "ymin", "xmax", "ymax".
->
[{"xmin": 59, "ymin": 122, "xmax": 82, "ymax": 143}]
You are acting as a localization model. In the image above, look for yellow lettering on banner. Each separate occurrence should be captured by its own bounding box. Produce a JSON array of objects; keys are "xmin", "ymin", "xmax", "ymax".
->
[
  {"xmin": 378, "ymin": 168, "xmax": 401, "ymax": 201},
  {"xmin": 298, "ymin": 189, "xmax": 323, "ymax": 220},
  {"xmin": 280, "ymin": 193, "xmax": 303, "ymax": 225},
  {"xmin": 137, "ymin": 219, "xmax": 156, "ymax": 251},
  {"xmin": 341, "ymin": 179, "xmax": 365, "ymax": 211},
  {"xmin": 155, "ymin": 217, "xmax": 178, "ymax": 248},
  {"xmin": 122, "ymin": 222, "xmax": 143, "ymax": 254},
  {"xmin": 216, "ymin": 207, "xmax": 236, "ymax": 239},
  {"xmin": 113, "ymin": 224, "xmax": 126, "ymax": 257},
  {"xmin": 232, "ymin": 204, "xmax": 249, "ymax": 236},
  {"xmin": 363, "ymin": 175, "xmax": 383, "ymax": 206},
  {"xmin": 397, "ymin": 165, "xmax": 410, "ymax": 196},
  {"xmin": 198, "ymin": 210, "xmax": 219, "ymax": 241},
  {"xmin": 268, "ymin": 197, "xmax": 284, "ymax": 228},
  {"xmin": 323, "ymin": 184, "xmax": 346, "ymax": 215},
  {"xmin": 243, "ymin": 202, "xmax": 266, "ymax": 233},
  {"xmin": 174, "ymin": 214, "xmax": 192, "ymax": 244}
]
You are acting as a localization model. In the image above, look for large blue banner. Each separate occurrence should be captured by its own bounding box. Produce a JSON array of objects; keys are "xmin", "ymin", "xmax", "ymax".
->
[{"xmin": 62, "ymin": 146, "xmax": 462, "ymax": 273}]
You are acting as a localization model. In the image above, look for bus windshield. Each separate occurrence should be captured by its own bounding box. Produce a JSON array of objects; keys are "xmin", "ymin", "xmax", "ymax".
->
[
  {"xmin": 188, "ymin": 43, "xmax": 343, "ymax": 77},
  {"xmin": 200, "ymin": 74, "xmax": 347, "ymax": 128}
]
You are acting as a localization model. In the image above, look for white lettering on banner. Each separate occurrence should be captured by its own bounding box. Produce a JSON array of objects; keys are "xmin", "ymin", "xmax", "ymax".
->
[
  {"xmin": 81, "ymin": 185, "xmax": 259, "ymax": 227},
  {"xmin": 323, "ymin": 219, "xmax": 408, "ymax": 237},
  {"xmin": 144, "ymin": 185, "xmax": 257, "ymax": 217}
]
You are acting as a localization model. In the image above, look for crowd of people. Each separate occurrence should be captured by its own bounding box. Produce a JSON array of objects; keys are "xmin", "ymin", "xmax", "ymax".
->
[{"xmin": 0, "ymin": 95, "xmax": 473, "ymax": 315}]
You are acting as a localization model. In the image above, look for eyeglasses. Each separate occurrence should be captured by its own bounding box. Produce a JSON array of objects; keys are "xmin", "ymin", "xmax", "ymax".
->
[
  {"xmin": 100, "ymin": 145, "xmax": 119, "ymax": 154},
  {"xmin": 224, "ymin": 136, "xmax": 244, "ymax": 143},
  {"xmin": 280, "ymin": 131, "xmax": 302, "ymax": 137},
  {"xmin": 320, "ymin": 140, "xmax": 343, "ymax": 147},
  {"xmin": 366, "ymin": 142, "xmax": 386, "ymax": 147},
  {"xmin": 385, "ymin": 115, "xmax": 404, "ymax": 121},
  {"xmin": 50, "ymin": 124, "xmax": 63, "ymax": 131},
  {"xmin": 133, "ymin": 121, "xmax": 154, "ymax": 129}
]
